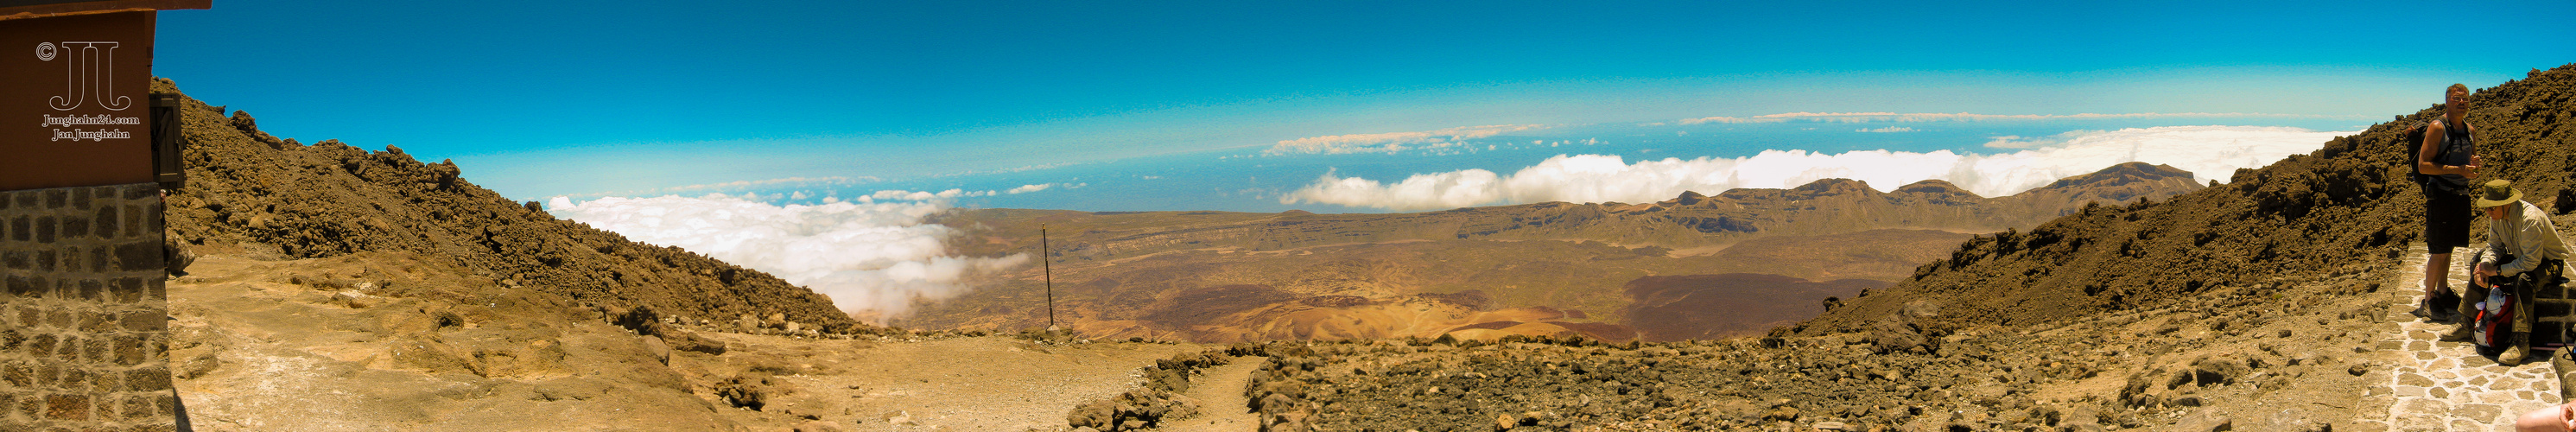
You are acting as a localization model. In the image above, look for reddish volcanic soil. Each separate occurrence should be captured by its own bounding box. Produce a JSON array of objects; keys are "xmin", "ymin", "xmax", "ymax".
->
[{"xmin": 1622, "ymin": 273, "xmax": 1887, "ymax": 341}]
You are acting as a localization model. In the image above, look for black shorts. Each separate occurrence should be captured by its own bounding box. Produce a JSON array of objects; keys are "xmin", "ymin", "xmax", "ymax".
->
[{"xmin": 2426, "ymin": 190, "xmax": 2472, "ymax": 254}]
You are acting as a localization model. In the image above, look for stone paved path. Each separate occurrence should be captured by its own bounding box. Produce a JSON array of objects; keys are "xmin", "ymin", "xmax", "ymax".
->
[{"xmin": 2357, "ymin": 245, "xmax": 2562, "ymax": 432}]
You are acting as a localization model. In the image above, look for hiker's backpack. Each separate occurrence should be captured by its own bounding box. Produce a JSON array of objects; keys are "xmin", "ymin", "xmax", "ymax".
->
[
  {"xmin": 2408, "ymin": 120, "xmax": 2477, "ymax": 194},
  {"xmin": 2473, "ymin": 289, "xmax": 2515, "ymax": 349},
  {"xmin": 2405, "ymin": 123, "xmax": 2430, "ymax": 181}
]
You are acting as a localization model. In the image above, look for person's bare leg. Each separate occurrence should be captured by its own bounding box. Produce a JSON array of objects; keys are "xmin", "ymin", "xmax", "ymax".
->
[
  {"xmin": 2446, "ymin": 276, "xmax": 2482, "ymax": 341},
  {"xmin": 2428, "ymin": 252, "xmax": 2453, "ymax": 295}
]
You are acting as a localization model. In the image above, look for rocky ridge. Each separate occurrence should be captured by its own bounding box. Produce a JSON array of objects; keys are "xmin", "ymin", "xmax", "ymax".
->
[
  {"xmin": 1802, "ymin": 66, "xmax": 2576, "ymax": 334},
  {"xmin": 150, "ymin": 79, "xmax": 864, "ymax": 335}
]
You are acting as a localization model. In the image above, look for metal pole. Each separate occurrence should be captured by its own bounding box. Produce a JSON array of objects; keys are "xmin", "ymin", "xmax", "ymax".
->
[{"xmin": 1042, "ymin": 224, "xmax": 1055, "ymax": 331}]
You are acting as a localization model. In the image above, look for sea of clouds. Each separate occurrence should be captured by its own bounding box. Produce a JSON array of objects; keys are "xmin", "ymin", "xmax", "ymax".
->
[
  {"xmin": 1281, "ymin": 125, "xmax": 2354, "ymax": 212},
  {"xmin": 547, "ymin": 193, "xmax": 1027, "ymax": 321}
]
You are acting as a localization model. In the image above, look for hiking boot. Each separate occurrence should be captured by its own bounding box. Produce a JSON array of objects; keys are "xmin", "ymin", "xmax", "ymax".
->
[
  {"xmin": 2415, "ymin": 299, "xmax": 2461, "ymax": 323},
  {"xmin": 2440, "ymin": 324, "xmax": 2474, "ymax": 342},
  {"xmin": 2502, "ymin": 334, "xmax": 2531, "ymax": 365}
]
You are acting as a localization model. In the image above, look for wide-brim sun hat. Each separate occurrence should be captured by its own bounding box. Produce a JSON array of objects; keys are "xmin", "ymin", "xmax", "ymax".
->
[{"xmin": 2474, "ymin": 179, "xmax": 2523, "ymax": 208}]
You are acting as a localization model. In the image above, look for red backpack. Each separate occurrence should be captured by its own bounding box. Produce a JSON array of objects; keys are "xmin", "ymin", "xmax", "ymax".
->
[{"xmin": 2473, "ymin": 290, "xmax": 2515, "ymax": 349}]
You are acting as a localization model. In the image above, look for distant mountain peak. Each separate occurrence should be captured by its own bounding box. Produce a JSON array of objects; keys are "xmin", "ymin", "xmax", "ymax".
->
[
  {"xmin": 1894, "ymin": 179, "xmax": 1981, "ymax": 199},
  {"xmin": 1672, "ymin": 190, "xmax": 1709, "ymax": 206},
  {"xmin": 1792, "ymin": 178, "xmax": 1878, "ymax": 194},
  {"xmin": 2039, "ymin": 162, "xmax": 2194, "ymax": 191}
]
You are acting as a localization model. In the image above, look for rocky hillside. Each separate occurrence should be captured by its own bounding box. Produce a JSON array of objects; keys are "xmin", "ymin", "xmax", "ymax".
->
[
  {"xmin": 1801, "ymin": 66, "xmax": 2576, "ymax": 335},
  {"xmin": 148, "ymin": 79, "xmax": 1228, "ymax": 432},
  {"xmin": 149, "ymin": 79, "xmax": 863, "ymax": 334}
]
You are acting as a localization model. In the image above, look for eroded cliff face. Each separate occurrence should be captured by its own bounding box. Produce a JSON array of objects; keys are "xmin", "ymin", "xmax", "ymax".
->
[{"xmin": 906, "ymin": 162, "xmax": 2203, "ymax": 343}]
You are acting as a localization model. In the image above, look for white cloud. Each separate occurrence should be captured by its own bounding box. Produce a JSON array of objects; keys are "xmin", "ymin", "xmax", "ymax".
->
[
  {"xmin": 1980, "ymin": 130, "xmax": 2102, "ymax": 149},
  {"xmin": 870, "ymin": 190, "xmax": 937, "ymax": 200},
  {"xmin": 1676, "ymin": 116, "xmax": 1775, "ymax": 124},
  {"xmin": 556, "ymin": 176, "xmax": 878, "ymax": 200},
  {"xmin": 1263, "ymin": 124, "xmax": 1548, "ymax": 156},
  {"xmin": 1856, "ymin": 126, "xmax": 1916, "ymax": 133},
  {"xmin": 547, "ymin": 194, "xmax": 1028, "ymax": 321},
  {"xmin": 1282, "ymin": 125, "xmax": 2351, "ymax": 211},
  {"xmin": 1678, "ymin": 111, "xmax": 2357, "ymax": 125},
  {"xmin": 1007, "ymin": 183, "xmax": 1055, "ymax": 194},
  {"xmin": 859, "ymin": 188, "xmax": 996, "ymax": 202}
]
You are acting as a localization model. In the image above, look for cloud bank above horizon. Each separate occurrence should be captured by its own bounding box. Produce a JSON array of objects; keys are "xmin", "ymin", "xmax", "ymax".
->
[
  {"xmin": 546, "ymin": 194, "xmax": 1027, "ymax": 321},
  {"xmin": 1281, "ymin": 125, "xmax": 2351, "ymax": 212},
  {"xmin": 1262, "ymin": 124, "xmax": 1551, "ymax": 156},
  {"xmin": 1255, "ymin": 111, "xmax": 2363, "ymax": 160}
]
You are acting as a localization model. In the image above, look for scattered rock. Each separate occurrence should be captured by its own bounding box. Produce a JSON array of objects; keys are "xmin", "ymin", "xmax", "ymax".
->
[
  {"xmin": 2171, "ymin": 410, "xmax": 2231, "ymax": 432},
  {"xmin": 790, "ymin": 420, "xmax": 847, "ymax": 432},
  {"xmin": 2191, "ymin": 355, "xmax": 2249, "ymax": 386},
  {"xmin": 1766, "ymin": 406, "xmax": 1801, "ymax": 422}
]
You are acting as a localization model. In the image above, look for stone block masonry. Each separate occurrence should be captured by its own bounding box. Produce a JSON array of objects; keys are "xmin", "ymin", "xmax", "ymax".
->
[{"xmin": 0, "ymin": 183, "xmax": 175, "ymax": 431}]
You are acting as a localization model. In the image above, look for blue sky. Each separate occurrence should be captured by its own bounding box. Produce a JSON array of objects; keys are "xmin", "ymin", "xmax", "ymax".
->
[{"xmin": 155, "ymin": 1, "xmax": 2576, "ymax": 209}]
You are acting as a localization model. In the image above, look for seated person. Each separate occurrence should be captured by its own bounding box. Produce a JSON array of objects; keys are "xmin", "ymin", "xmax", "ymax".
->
[{"xmin": 2444, "ymin": 180, "xmax": 2572, "ymax": 365}]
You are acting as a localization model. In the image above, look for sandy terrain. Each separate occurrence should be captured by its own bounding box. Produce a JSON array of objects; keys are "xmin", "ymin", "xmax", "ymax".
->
[{"xmin": 166, "ymin": 251, "xmax": 1216, "ymax": 431}]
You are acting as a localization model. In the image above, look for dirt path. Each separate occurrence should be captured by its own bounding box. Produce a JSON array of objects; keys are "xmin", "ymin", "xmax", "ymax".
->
[
  {"xmin": 691, "ymin": 333, "xmax": 1211, "ymax": 431},
  {"xmin": 1163, "ymin": 357, "xmax": 1266, "ymax": 432},
  {"xmin": 2355, "ymin": 245, "xmax": 2564, "ymax": 431}
]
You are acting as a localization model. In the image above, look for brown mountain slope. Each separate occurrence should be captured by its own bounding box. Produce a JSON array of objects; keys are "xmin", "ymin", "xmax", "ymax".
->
[
  {"xmin": 1799, "ymin": 65, "xmax": 2576, "ymax": 335},
  {"xmin": 151, "ymin": 79, "xmax": 862, "ymax": 334},
  {"xmin": 905, "ymin": 163, "xmax": 2199, "ymax": 342}
]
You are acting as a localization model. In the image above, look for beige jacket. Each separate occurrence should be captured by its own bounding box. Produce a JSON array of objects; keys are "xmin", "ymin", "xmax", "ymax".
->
[{"xmin": 2482, "ymin": 200, "xmax": 2571, "ymax": 277}]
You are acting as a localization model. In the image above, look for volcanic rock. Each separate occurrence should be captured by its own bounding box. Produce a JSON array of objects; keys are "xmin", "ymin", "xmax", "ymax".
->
[{"xmin": 151, "ymin": 78, "xmax": 861, "ymax": 334}]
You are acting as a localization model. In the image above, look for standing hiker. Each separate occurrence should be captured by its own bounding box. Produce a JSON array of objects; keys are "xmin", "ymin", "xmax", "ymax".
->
[
  {"xmin": 2443, "ymin": 180, "xmax": 2569, "ymax": 365},
  {"xmin": 2417, "ymin": 83, "xmax": 2481, "ymax": 322}
]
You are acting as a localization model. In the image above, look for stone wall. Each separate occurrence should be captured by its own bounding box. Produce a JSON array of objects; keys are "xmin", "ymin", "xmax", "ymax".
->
[{"xmin": 0, "ymin": 183, "xmax": 174, "ymax": 431}]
